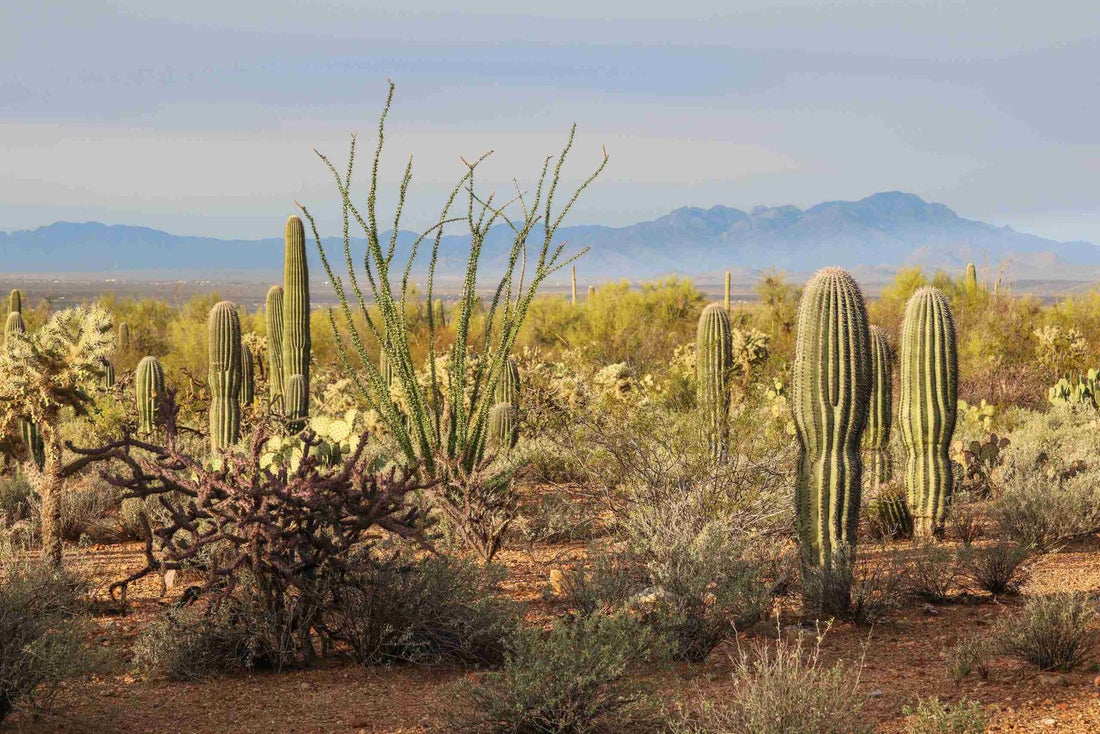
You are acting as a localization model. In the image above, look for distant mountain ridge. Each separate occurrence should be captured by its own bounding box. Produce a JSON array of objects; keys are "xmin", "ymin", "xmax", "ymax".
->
[{"xmin": 2, "ymin": 192, "xmax": 1096, "ymax": 279}]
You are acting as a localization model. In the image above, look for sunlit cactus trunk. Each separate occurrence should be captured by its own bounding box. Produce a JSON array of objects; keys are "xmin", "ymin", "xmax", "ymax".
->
[
  {"xmin": 241, "ymin": 344, "xmax": 255, "ymax": 406},
  {"xmin": 863, "ymin": 325, "xmax": 893, "ymax": 487},
  {"xmin": 136, "ymin": 356, "xmax": 164, "ymax": 434},
  {"xmin": 791, "ymin": 268, "xmax": 872, "ymax": 580},
  {"xmin": 964, "ymin": 262, "xmax": 978, "ymax": 291},
  {"xmin": 899, "ymin": 286, "xmax": 958, "ymax": 537},
  {"xmin": 101, "ymin": 358, "xmax": 116, "ymax": 389},
  {"xmin": 208, "ymin": 301, "xmax": 242, "ymax": 451},
  {"xmin": 4, "ymin": 312, "xmax": 25, "ymax": 344},
  {"xmin": 265, "ymin": 285, "xmax": 285, "ymax": 410},
  {"xmin": 724, "ymin": 271, "xmax": 731, "ymax": 311},
  {"xmin": 284, "ymin": 375, "xmax": 308, "ymax": 433},
  {"xmin": 281, "ymin": 216, "xmax": 310, "ymax": 428},
  {"xmin": 119, "ymin": 322, "xmax": 131, "ymax": 351},
  {"xmin": 8, "ymin": 288, "xmax": 22, "ymax": 315},
  {"xmin": 696, "ymin": 303, "xmax": 733, "ymax": 460}
]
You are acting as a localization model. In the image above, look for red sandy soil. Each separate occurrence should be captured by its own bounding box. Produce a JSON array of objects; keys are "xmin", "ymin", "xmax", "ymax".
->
[{"xmin": 5, "ymin": 539, "xmax": 1100, "ymax": 733}]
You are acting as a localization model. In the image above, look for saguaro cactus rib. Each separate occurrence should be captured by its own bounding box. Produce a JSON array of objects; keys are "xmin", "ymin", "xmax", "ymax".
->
[{"xmin": 208, "ymin": 301, "xmax": 242, "ymax": 451}]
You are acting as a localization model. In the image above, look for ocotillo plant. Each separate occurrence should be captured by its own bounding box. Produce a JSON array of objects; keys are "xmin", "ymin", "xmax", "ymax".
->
[
  {"xmin": 241, "ymin": 344, "xmax": 255, "ymax": 406},
  {"xmin": 696, "ymin": 303, "xmax": 733, "ymax": 459},
  {"xmin": 863, "ymin": 325, "xmax": 893, "ymax": 486},
  {"xmin": 208, "ymin": 301, "xmax": 242, "ymax": 451},
  {"xmin": 724, "ymin": 271, "xmax": 731, "ymax": 311},
  {"xmin": 9, "ymin": 289, "xmax": 22, "ymax": 315},
  {"xmin": 282, "ymin": 216, "xmax": 310, "ymax": 426},
  {"xmin": 900, "ymin": 286, "xmax": 958, "ymax": 537},
  {"xmin": 135, "ymin": 356, "xmax": 164, "ymax": 434},
  {"xmin": 265, "ymin": 285, "xmax": 285, "ymax": 409},
  {"xmin": 791, "ymin": 267, "xmax": 871, "ymax": 591},
  {"xmin": 4, "ymin": 312, "xmax": 25, "ymax": 344}
]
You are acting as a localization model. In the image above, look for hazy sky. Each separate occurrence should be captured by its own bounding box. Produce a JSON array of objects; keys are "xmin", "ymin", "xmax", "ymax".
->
[{"xmin": 3, "ymin": 1, "xmax": 1098, "ymax": 241}]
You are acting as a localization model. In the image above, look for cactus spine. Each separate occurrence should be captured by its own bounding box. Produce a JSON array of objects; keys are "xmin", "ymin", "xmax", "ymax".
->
[
  {"xmin": 696, "ymin": 303, "xmax": 733, "ymax": 458},
  {"xmin": 281, "ymin": 216, "xmax": 310, "ymax": 427},
  {"xmin": 4, "ymin": 312, "xmax": 25, "ymax": 344},
  {"xmin": 135, "ymin": 356, "xmax": 164, "ymax": 434},
  {"xmin": 863, "ymin": 325, "xmax": 893, "ymax": 486},
  {"xmin": 899, "ymin": 286, "xmax": 958, "ymax": 537},
  {"xmin": 208, "ymin": 302, "xmax": 242, "ymax": 450},
  {"xmin": 9, "ymin": 289, "xmax": 22, "ymax": 314},
  {"xmin": 265, "ymin": 285, "xmax": 285, "ymax": 409},
  {"xmin": 240, "ymin": 344, "xmax": 255, "ymax": 406},
  {"xmin": 791, "ymin": 268, "xmax": 872, "ymax": 573}
]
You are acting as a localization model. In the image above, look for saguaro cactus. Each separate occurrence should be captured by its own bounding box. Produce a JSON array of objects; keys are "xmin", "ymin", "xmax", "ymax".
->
[
  {"xmin": 282, "ymin": 216, "xmax": 310, "ymax": 425},
  {"xmin": 488, "ymin": 402, "xmax": 519, "ymax": 450},
  {"xmin": 863, "ymin": 325, "xmax": 893, "ymax": 486},
  {"xmin": 495, "ymin": 357, "xmax": 521, "ymax": 407},
  {"xmin": 724, "ymin": 271, "xmax": 731, "ymax": 311},
  {"xmin": 899, "ymin": 286, "xmax": 958, "ymax": 537},
  {"xmin": 101, "ymin": 358, "xmax": 116, "ymax": 389},
  {"xmin": 119, "ymin": 323, "xmax": 131, "ymax": 351},
  {"xmin": 696, "ymin": 303, "xmax": 733, "ymax": 458},
  {"xmin": 791, "ymin": 267, "xmax": 872, "ymax": 574},
  {"xmin": 285, "ymin": 375, "xmax": 308, "ymax": 432},
  {"xmin": 964, "ymin": 262, "xmax": 978, "ymax": 292},
  {"xmin": 434, "ymin": 299, "xmax": 446, "ymax": 328},
  {"xmin": 241, "ymin": 344, "xmax": 255, "ymax": 406},
  {"xmin": 265, "ymin": 285, "xmax": 285, "ymax": 408},
  {"xmin": 208, "ymin": 301, "xmax": 242, "ymax": 451},
  {"xmin": 9, "ymin": 289, "xmax": 22, "ymax": 314},
  {"xmin": 135, "ymin": 356, "xmax": 164, "ymax": 434},
  {"xmin": 4, "ymin": 312, "xmax": 25, "ymax": 344}
]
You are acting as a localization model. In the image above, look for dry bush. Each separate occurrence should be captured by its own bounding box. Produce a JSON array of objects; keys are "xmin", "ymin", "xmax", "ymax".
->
[{"xmin": 995, "ymin": 592, "xmax": 1096, "ymax": 671}]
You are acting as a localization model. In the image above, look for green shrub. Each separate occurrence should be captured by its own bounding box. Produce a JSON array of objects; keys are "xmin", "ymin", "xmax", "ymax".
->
[
  {"xmin": 906, "ymin": 541, "xmax": 970, "ymax": 604},
  {"xmin": 944, "ymin": 633, "xmax": 993, "ymax": 683},
  {"xmin": 671, "ymin": 629, "xmax": 872, "ymax": 734},
  {"xmin": 995, "ymin": 592, "xmax": 1096, "ymax": 671},
  {"xmin": 903, "ymin": 697, "xmax": 988, "ymax": 734},
  {"xmin": 0, "ymin": 545, "xmax": 88, "ymax": 724},
  {"xmin": 326, "ymin": 554, "xmax": 518, "ymax": 667},
  {"xmin": 0, "ymin": 474, "xmax": 32, "ymax": 527},
  {"xmin": 990, "ymin": 467, "xmax": 1100, "ymax": 551},
  {"xmin": 966, "ymin": 541, "xmax": 1031, "ymax": 595},
  {"xmin": 451, "ymin": 614, "xmax": 663, "ymax": 733}
]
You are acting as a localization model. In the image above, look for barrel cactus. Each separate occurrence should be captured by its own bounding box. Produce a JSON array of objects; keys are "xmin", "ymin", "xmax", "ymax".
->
[
  {"xmin": 282, "ymin": 216, "xmax": 310, "ymax": 424},
  {"xmin": 791, "ymin": 268, "xmax": 872, "ymax": 576},
  {"xmin": 265, "ymin": 284, "xmax": 285, "ymax": 409},
  {"xmin": 4, "ymin": 312, "xmax": 25, "ymax": 344},
  {"xmin": 135, "ymin": 356, "xmax": 164, "ymax": 434},
  {"xmin": 241, "ymin": 344, "xmax": 255, "ymax": 406},
  {"xmin": 696, "ymin": 303, "xmax": 733, "ymax": 458},
  {"xmin": 899, "ymin": 286, "xmax": 958, "ymax": 537},
  {"xmin": 208, "ymin": 301, "xmax": 242, "ymax": 451},
  {"xmin": 862, "ymin": 325, "xmax": 893, "ymax": 486},
  {"xmin": 9, "ymin": 289, "xmax": 22, "ymax": 314}
]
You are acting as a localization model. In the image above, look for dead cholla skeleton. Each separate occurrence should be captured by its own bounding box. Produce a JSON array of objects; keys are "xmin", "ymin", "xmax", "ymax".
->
[{"xmin": 72, "ymin": 391, "xmax": 434, "ymax": 606}]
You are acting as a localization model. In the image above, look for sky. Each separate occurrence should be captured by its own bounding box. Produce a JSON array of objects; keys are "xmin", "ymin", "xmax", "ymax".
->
[{"xmin": 2, "ymin": 1, "xmax": 1098, "ymax": 242}]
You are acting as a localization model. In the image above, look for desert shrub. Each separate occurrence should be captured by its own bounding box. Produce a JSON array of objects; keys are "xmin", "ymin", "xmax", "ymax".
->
[
  {"xmin": 945, "ymin": 633, "xmax": 993, "ymax": 683},
  {"xmin": 804, "ymin": 549, "xmax": 907, "ymax": 625},
  {"xmin": 0, "ymin": 544, "xmax": 88, "ymax": 724},
  {"xmin": 512, "ymin": 485, "xmax": 600, "ymax": 545},
  {"xmin": 966, "ymin": 541, "xmax": 1031, "ymax": 595},
  {"xmin": 906, "ymin": 541, "xmax": 971, "ymax": 604},
  {"xmin": 995, "ymin": 592, "xmax": 1096, "ymax": 671},
  {"xmin": 989, "ymin": 467, "xmax": 1100, "ymax": 551},
  {"xmin": 903, "ymin": 697, "xmax": 988, "ymax": 734},
  {"xmin": 451, "ymin": 614, "xmax": 662, "ymax": 733},
  {"xmin": 326, "ymin": 553, "xmax": 518, "ymax": 667},
  {"xmin": 670, "ymin": 629, "xmax": 872, "ymax": 734},
  {"xmin": 0, "ymin": 474, "xmax": 32, "ymax": 527},
  {"xmin": 946, "ymin": 492, "xmax": 983, "ymax": 546}
]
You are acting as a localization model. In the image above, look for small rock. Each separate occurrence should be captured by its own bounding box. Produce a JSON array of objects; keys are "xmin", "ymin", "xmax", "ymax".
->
[
  {"xmin": 1042, "ymin": 718, "xmax": 1057, "ymax": 727},
  {"xmin": 921, "ymin": 603, "xmax": 939, "ymax": 616},
  {"xmin": 1038, "ymin": 673, "xmax": 1066, "ymax": 687},
  {"xmin": 1093, "ymin": 675, "xmax": 1100, "ymax": 689},
  {"xmin": 163, "ymin": 569, "xmax": 178, "ymax": 588},
  {"xmin": 549, "ymin": 569, "xmax": 566, "ymax": 595},
  {"xmin": 869, "ymin": 689, "xmax": 883, "ymax": 699}
]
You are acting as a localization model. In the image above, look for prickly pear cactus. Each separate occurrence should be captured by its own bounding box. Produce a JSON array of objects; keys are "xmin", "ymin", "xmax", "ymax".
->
[
  {"xmin": 899, "ymin": 286, "xmax": 958, "ymax": 537},
  {"xmin": 696, "ymin": 303, "xmax": 733, "ymax": 458},
  {"xmin": 791, "ymin": 267, "xmax": 872, "ymax": 571},
  {"xmin": 135, "ymin": 356, "xmax": 164, "ymax": 434},
  {"xmin": 863, "ymin": 325, "xmax": 893, "ymax": 486},
  {"xmin": 208, "ymin": 301, "xmax": 242, "ymax": 451}
]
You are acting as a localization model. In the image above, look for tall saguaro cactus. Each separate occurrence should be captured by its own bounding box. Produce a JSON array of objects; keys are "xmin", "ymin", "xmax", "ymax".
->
[
  {"xmin": 208, "ymin": 301, "xmax": 242, "ymax": 451},
  {"xmin": 696, "ymin": 303, "xmax": 733, "ymax": 458},
  {"xmin": 101, "ymin": 358, "xmax": 116, "ymax": 389},
  {"xmin": 899, "ymin": 286, "xmax": 958, "ymax": 537},
  {"xmin": 791, "ymin": 268, "xmax": 872, "ymax": 575},
  {"xmin": 4, "ymin": 312, "xmax": 25, "ymax": 344},
  {"xmin": 724, "ymin": 271, "xmax": 731, "ymax": 311},
  {"xmin": 964, "ymin": 263, "xmax": 978, "ymax": 292},
  {"xmin": 9, "ymin": 289, "xmax": 22, "ymax": 315},
  {"xmin": 119, "ymin": 322, "xmax": 131, "ymax": 352},
  {"xmin": 240, "ymin": 344, "xmax": 255, "ymax": 406},
  {"xmin": 135, "ymin": 356, "xmax": 164, "ymax": 434},
  {"xmin": 265, "ymin": 285, "xmax": 285, "ymax": 409},
  {"xmin": 495, "ymin": 357, "xmax": 521, "ymax": 407},
  {"xmin": 282, "ymin": 216, "xmax": 310, "ymax": 426},
  {"xmin": 863, "ymin": 325, "xmax": 893, "ymax": 486}
]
